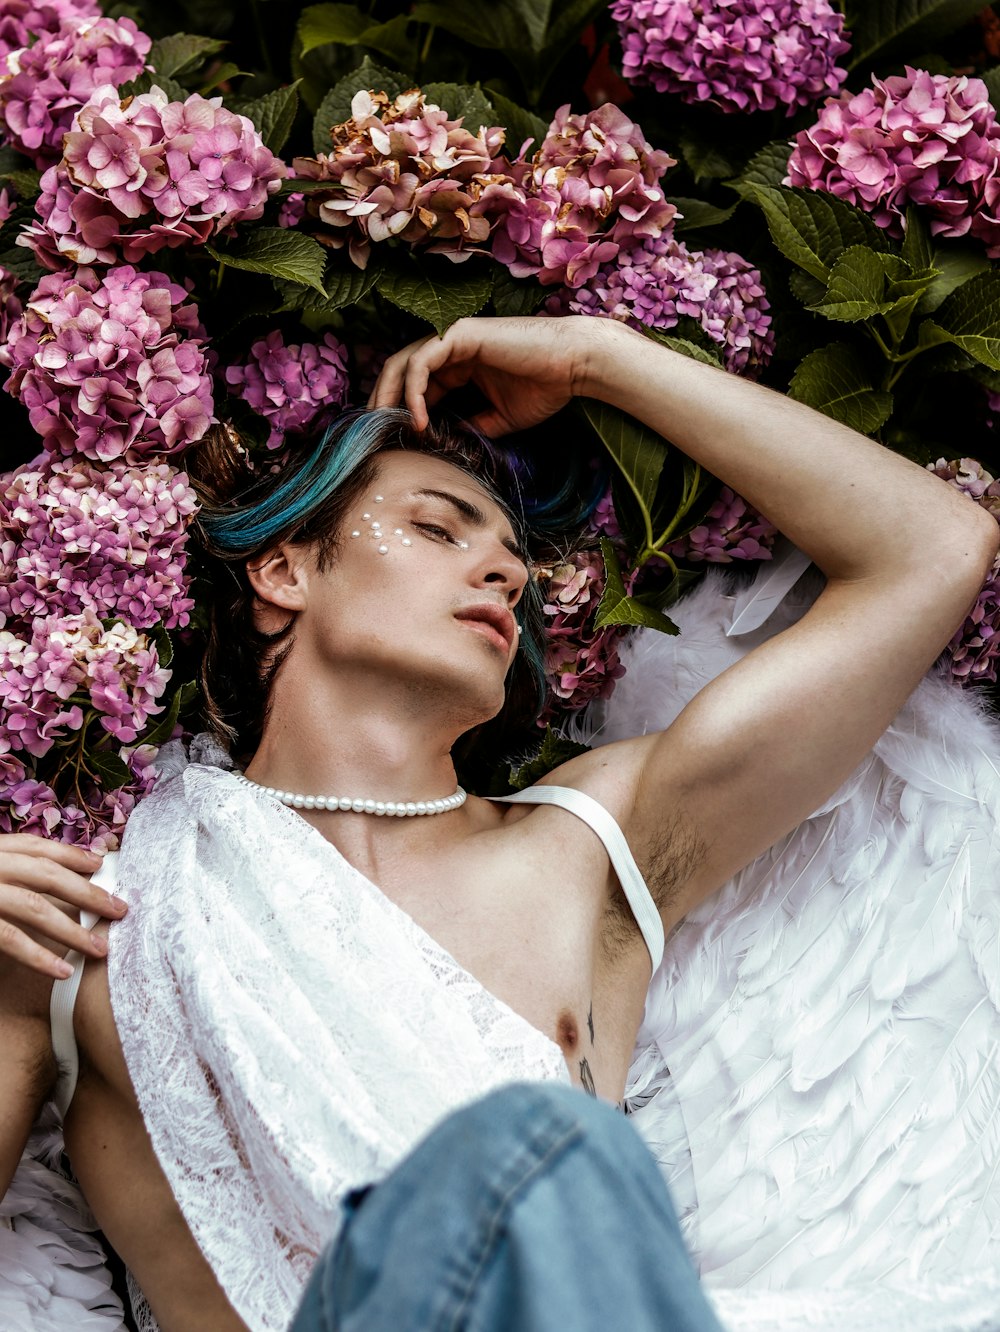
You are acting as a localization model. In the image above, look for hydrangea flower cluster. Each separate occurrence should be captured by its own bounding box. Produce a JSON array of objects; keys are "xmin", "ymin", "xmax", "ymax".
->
[
  {"xmin": 0, "ymin": 14, "xmax": 150, "ymax": 166},
  {"xmin": 0, "ymin": 188, "xmax": 23, "ymax": 346},
  {"xmin": 0, "ymin": 457, "xmax": 197, "ymax": 631},
  {"xmin": 0, "ymin": 743, "xmax": 156, "ymax": 851},
  {"xmin": 549, "ymin": 235, "xmax": 775, "ymax": 375},
  {"xmin": 610, "ymin": 0, "xmax": 850, "ymax": 116},
  {"xmin": 787, "ymin": 68, "xmax": 1000, "ymax": 255},
  {"xmin": 1, "ymin": 264, "xmax": 215, "ymax": 460},
  {"xmin": 0, "ymin": 610, "xmax": 169, "ymax": 759},
  {"xmin": 22, "ymin": 84, "xmax": 285, "ymax": 268},
  {"xmin": 493, "ymin": 102, "xmax": 677, "ymax": 289},
  {"xmin": 928, "ymin": 457, "xmax": 1000, "ymax": 683},
  {"xmin": 292, "ymin": 88, "xmax": 513, "ymax": 269},
  {"xmin": 224, "ymin": 331, "xmax": 350, "ymax": 449},
  {"xmin": 537, "ymin": 551, "xmax": 628, "ymax": 720},
  {"xmin": 0, "ymin": 0, "xmax": 99, "ymax": 62},
  {"xmin": 668, "ymin": 486, "xmax": 777, "ymax": 562}
]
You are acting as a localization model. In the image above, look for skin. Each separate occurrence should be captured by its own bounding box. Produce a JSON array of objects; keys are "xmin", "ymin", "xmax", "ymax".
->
[{"xmin": 0, "ymin": 315, "xmax": 996, "ymax": 1329}]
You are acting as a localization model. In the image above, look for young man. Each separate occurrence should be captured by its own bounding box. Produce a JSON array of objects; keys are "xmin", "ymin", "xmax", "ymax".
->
[{"xmin": 0, "ymin": 314, "xmax": 995, "ymax": 1331}]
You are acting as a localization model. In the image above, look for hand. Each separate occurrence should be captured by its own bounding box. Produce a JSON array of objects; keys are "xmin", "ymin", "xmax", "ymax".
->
[
  {"xmin": 368, "ymin": 314, "xmax": 618, "ymax": 436},
  {"xmin": 0, "ymin": 835, "xmax": 126, "ymax": 978}
]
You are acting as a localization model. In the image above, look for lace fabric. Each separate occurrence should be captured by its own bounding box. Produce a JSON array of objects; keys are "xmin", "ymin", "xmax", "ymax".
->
[{"xmin": 107, "ymin": 745, "xmax": 568, "ymax": 1332}]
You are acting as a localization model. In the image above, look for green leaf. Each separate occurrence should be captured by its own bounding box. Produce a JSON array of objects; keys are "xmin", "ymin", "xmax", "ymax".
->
[
  {"xmin": 312, "ymin": 55, "xmax": 408, "ymax": 154},
  {"xmin": 151, "ymin": 626, "xmax": 174, "ymax": 670},
  {"xmin": 788, "ymin": 267, "xmax": 828, "ymax": 307},
  {"xmin": 920, "ymin": 270, "xmax": 1000, "ymax": 371},
  {"xmin": 848, "ymin": 0, "xmax": 989, "ymax": 70},
  {"xmin": 485, "ymin": 88, "xmax": 547, "ymax": 155},
  {"xmin": 421, "ymin": 82, "xmax": 495, "ymax": 135},
  {"xmin": 120, "ymin": 70, "xmax": 188, "ymax": 102},
  {"xmin": 199, "ymin": 61, "xmax": 247, "ymax": 95},
  {"xmin": 579, "ymin": 400, "xmax": 668, "ymax": 525},
  {"xmin": 738, "ymin": 183, "xmax": 890, "ymax": 282},
  {"xmin": 788, "ymin": 341, "xmax": 894, "ymax": 434},
  {"xmin": 729, "ymin": 140, "xmax": 793, "ymax": 193},
  {"xmin": 678, "ymin": 127, "xmax": 743, "ymax": 183},
  {"xmin": 147, "ymin": 32, "xmax": 226, "ymax": 79},
  {"xmin": 641, "ymin": 329, "xmax": 723, "ymax": 367},
  {"xmin": 984, "ymin": 65, "xmax": 1000, "ymax": 111},
  {"xmin": 0, "ymin": 168, "xmax": 41, "ymax": 199},
  {"xmin": 491, "ymin": 266, "xmax": 546, "ymax": 317},
  {"xmin": 88, "ymin": 751, "xmax": 133, "ymax": 791},
  {"xmin": 917, "ymin": 244, "xmax": 992, "ymax": 314},
  {"xmin": 140, "ymin": 680, "xmax": 199, "ymax": 750},
  {"xmin": 375, "ymin": 261, "xmax": 492, "ymax": 334},
  {"xmin": 276, "ymin": 262, "xmax": 378, "ymax": 313},
  {"xmin": 236, "ymin": 81, "xmax": 301, "ymax": 154},
  {"xmin": 206, "ymin": 227, "xmax": 328, "ymax": 294},
  {"xmin": 507, "ymin": 726, "xmax": 590, "ymax": 792},
  {"xmin": 809, "ymin": 246, "xmax": 935, "ymax": 322},
  {"xmin": 594, "ymin": 538, "xmax": 679, "ymax": 635},
  {"xmin": 0, "ymin": 245, "xmax": 43, "ymax": 282},
  {"xmin": 901, "ymin": 208, "xmax": 933, "ymax": 272},
  {"xmin": 670, "ymin": 197, "xmax": 738, "ymax": 233},
  {"xmin": 298, "ymin": 3, "xmax": 372, "ymax": 55},
  {"xmin": 411, "ymin": 1, "xmax": 519, "ymax": 52}
]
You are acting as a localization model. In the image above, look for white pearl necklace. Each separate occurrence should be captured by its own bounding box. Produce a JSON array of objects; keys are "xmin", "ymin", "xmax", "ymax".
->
[{"xmin": 234, "ymin": 772, "xmax": 466, "ymax": 817}]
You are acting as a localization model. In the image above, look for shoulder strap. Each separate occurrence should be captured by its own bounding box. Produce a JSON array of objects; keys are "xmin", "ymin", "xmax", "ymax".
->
[
  {"xmin": 49, "ymin": 854, "xmax": 119, "ymax": 1118},
  {"xmin": 490, "ymin": 785, "xmax": 664, "ymax": 974}
]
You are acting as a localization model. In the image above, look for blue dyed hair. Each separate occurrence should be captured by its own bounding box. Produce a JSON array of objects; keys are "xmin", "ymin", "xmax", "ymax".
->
[{"xmin": 191, "ymin": 408, "xmax": 600, "ymax": 761}]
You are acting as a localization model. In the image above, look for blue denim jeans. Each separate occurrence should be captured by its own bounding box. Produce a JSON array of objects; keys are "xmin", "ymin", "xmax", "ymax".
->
[{"xmin": 289, "ymin": 1083, "xmax": 724, "ymax": 1332}]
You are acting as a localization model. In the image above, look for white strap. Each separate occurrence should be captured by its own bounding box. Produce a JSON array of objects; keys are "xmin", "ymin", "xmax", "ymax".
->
[
  {"xmin": 49, "ymin": 854, "xmax": 120, "ymax": 1119},
  {"xmin": 490, "ymin": 785, "xmax": 664, "ymax": 974}
]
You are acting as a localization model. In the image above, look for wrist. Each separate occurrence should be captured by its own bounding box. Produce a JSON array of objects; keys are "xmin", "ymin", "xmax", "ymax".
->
[{"xmin": 568, "ymin": 317, "xmax": 641, "ymax": 402}]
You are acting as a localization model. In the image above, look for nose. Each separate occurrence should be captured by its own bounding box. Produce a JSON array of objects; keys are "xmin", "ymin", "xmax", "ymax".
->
[{"xmin": 476, "ymin": 539, "xmax": 529, "ymax": 607}]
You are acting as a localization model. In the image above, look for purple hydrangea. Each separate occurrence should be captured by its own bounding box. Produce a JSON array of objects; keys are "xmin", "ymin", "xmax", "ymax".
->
[
  {"xmin": 0, "ymin": 610, "xmax": 169, "ymax": 759},
  {"xmin": 223, "ymin": 331, "xmax": 350, "ymax": 449},
  {"xmin": 0, "ymin": 0, "xmax": 101, "ymax": 66},
  {"xmin": 0, "ymin": 457, "xmax": 197, "ymax": 631},
  {"xmin": 548, "ymin": 235, "xmax": 775, "ymax": 376},
  {"xmin": 610, "ymin": 0, "xmax": 850, "ymax": 116},
  {"xmin": 21, "ymin": 83, "xmax": 285, "ymax": 267},
  {"xmin": 928, "ymin": 457, "xmax": 1000, "ymax": 683},
  {"xmin": 0, "ymin": 264, "xmax": 215, "ymax": 460},
  {"xmin": 588, "ymin": 485, "xmax": 623, "ymax": 542},
  {"xmin": 492, "ymin": 102, "xmax": 677, "ymax": 288},
  {"xmin": 788, "ymin": 68, "xmax": 1000, "ymax": 255},
  {"xmin": 667, "ymin": 485, "xmax": 777, "ymax": 562},
  {"xmin": 537, "ymin": 551, "xmax": 628, "ymax": 720},
  {"xmin": 0, "ymin": 14, "xmax": 150, "ymax": 166},
  {"xmin": 291, "ymin": 88, "xmax": 515, "ymax": 269},
  {"xmin": 0, "ymin": 742, "xmax": 156, "ymax": 851}
]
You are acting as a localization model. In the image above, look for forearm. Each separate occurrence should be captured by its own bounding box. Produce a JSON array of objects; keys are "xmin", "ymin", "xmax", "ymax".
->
[{"xmin": 577, "ymin": 320, "xmax": 998, "ymax": 583}]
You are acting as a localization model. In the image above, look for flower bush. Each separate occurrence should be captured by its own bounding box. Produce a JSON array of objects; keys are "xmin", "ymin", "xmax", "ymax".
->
[
  {"xmin": 0, "ymin": 0, "xmax": 999, "ymax": 842},
  {"xmin": 611, "ymin": 0, "xmax": 850, "ymax": 115}
]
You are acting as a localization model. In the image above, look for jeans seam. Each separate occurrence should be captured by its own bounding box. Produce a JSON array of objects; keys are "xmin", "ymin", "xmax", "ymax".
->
[{"xmin": 433, "ymin": 1118, "xmax": 585, "ymax": 1332}]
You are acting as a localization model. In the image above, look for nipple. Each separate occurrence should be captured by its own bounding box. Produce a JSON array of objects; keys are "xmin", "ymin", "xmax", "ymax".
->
[{"xmin": 555, "ymin": 1010, "xmax": 579, "ymax": 1053}]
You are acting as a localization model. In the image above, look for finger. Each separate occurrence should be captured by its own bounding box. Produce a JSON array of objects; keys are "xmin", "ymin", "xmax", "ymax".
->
[
  {"xmin": 3, "ymin": 834, "xmax": 103, "ymax": 873},
  {"xmin": 369, "ymin": 337, "xmax": 435, "ymax": 410},
  {"xmin": 0, "ymin": 851, "xmax": 127, "ymax": 919},
  {"xmin": 0, "ymin": 886, "xmax": 110, "ymax": 963},
  {"xmin": 0, "ymin": 922, "xmax": 76, "ymax": 980},
  {"xmin": 468, "ymin": 407, "xmax": 513, "ymax": 438}
]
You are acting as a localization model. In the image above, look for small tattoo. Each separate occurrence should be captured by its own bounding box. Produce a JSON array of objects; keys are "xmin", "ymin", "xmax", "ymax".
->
[
  {"xmin": 587, "ymin": 1003, "xmax": 595, "ymax": 1045},
  {"xmin": 579, "ymin": 1057, "xmax": 597, "ymax": 1097}
]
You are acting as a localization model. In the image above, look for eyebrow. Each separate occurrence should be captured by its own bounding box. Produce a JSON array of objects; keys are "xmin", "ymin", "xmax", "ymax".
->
[{"xmin": 413, "ymin": 488, "xmax": 528, "ymax": 565}]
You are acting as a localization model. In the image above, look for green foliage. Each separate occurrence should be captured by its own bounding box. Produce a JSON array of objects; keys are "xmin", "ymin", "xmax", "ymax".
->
[
  {"xmin": 507, "ymin": 727, "xmax": 590, "ymax": 791},
  {"xmin": 206, "ymin": 228, "xmax": 328, "ymax": 294},
  {"xmin": 235, "ymin": 82, "xmax": 302, "ymax": 154},
  {"xmin": 148, "ymin": 32, "xmax": 227, "ymax": 78},
  {"xmin": 375, "ymin": 260, "xmax": 493, "ymax": 334},
  {"xmin": 919, "ymin": 271, "xmax": 1000, "ymax": 371},
  {"xmin": 312, "ymin": 56, "xmax": 408, "ymax": 153},
  {"xmin": 736, "ymin": 184, "xmax": 890, "ymax": 282},
  {"xmin": 847, "ymin": 0, "xmax": 990, "ymax": 69},
  {"xmin": 788, "ymin": 342, "xmax": 894, "ymax": 434},
  {"xmin": 595, "ymin": 539, "xmax": 680, "ymax": 636}
]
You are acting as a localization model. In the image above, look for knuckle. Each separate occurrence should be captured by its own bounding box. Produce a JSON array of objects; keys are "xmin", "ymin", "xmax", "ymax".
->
[
  {"xmin": 0, "ymin": 919, "xmax": 21, "ymax": 951},
  {"xmin": 23, "ymin": 890, "xmax": 48, "ymax": 921}
]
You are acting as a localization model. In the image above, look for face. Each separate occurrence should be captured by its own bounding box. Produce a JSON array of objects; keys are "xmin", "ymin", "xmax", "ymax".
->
[{"xmin": 263, "ymin": 451, "xmax": 531, "ymax": 729}]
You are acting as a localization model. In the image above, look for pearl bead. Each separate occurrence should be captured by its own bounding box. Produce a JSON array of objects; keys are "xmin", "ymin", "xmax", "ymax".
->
[
  {"xmin": 371, "ymin": 521, "xmax": 380, "ymax": 529},
  {"xmin": 378, "ymin": 544, "xmax": 389, "ymax": 554},
  {"xmin": 374, "ymin": 495, "xmax": 384, "ymax": 502},
  {"xmin": 405, "ymin": 802, "xmax": 417, "ymax": 815},
  {"xmin": 338, "ymin": 797, "xmax": 353, "ymax": 811},
  {"xmin": 401, "ymin": 538, "xmax": 411, "ymax": 547},
  {"xmin": 416, "ymin": 801, "xmax": 427, "ymax": 815},
  {"xmin": 363, "ymin": 799, "xmax": 376, "ymax": 814},
  {"xmin": 375, "ymin": 802, "xmax": 386, "ymax": 816},
  {"xmin": 304, "ymin": 795, "xmax": 315, "ymax": 809},
  {"xmin": 393, "ymin": 528, "xmax": 403, "ymax": 536},
  {"xmin": 362, "ymin": 512, "xmax": 371, "ymax": 520},
  {"xmin": 351, "ymin": 798, "xmax": 365, "ymax": 813},
  {"xmin": 292, "ymin": 794, "xmax": 305, "ymax": 808},
  {"xmin": 351, "ymin": 530, "xmax": 360, "ymax": 538}
]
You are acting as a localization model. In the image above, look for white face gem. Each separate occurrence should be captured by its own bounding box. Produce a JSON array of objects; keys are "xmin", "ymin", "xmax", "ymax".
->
[
  {"xmin": 362, "ymin": 512, "xmax": 371, "ymax": 520},
  {"xmin": 516, "ymin": 624, "xmax": 522, "ymax": 634},
  {"xmin": 401, "ymin": 538, "xmax": 412, "ymax": 547},
  {"xmin": 458, "ymin": 540, "xmax": 469, "ymax": 550},
  {"xmin": 373, "ymin": 495, "xmax": 384, "ymax": 502},
  {"xmin": 351, "ymin": 530, "xmax": 361, "ymax": 538},
  {"xmin": 377, "ymin": 544, "xmax": 389, "ymax": 554},
  {"xmin": 393, "ymin": 528, "xmax": 403, "ymax": 536}
]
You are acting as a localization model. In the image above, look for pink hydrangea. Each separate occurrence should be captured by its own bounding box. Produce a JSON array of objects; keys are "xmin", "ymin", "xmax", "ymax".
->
[
  {"xmin": 0, "ymin": 0, "xmax": 101, "ymax": 65},
  {"xmin": 492, "ymin": 102, "xmax": 677, "ymax": 288},
  {"xmin": 292, "ymin": 88, "xmax": 516, "ymax": 269},
  {"xmin": 1, "ymin": 264, "xmax": 215, "ymax": 460},
  {"xmin": 667, "ymin": 485, "xmax": 777, "ymax": 562},
  {"xmin": 548, "ymin": 235, "xmax": 775, "ymax": 376},
  {"xmin": 0, "ymin": 610, "xmax": 169, "ymax": 760},
  {"xmin": 20, "ymin": 83, "xmax": 285, "ymax": 267},
  {"xmin": 223, "ymin": 331, "xmax": 350, "ymax": 448},
  {"xmin": 588, "ymin": 485, "xmax": 623, "ymax": 542},
  {"xmin": 0, "ymin": 742, "xmax": 157, "ymax": 851},
  {"xmin": 788, "ymin": 67, "xmax": 1000, "ymax": 255},
  {"xmin": 928, "ymin": 457, "xmax": 1000, "ymax": 683},
  {"xmin": 611, "ymin": 0, "xmax": 849, "ymax": 116},
  {"xmin": 0, "ymin": 14, "xmax": 149, "ymax": 166},
  {"xmin": 537, "ymin": 551, "xmax": 628, "ymax": 719},
  {"xmin": 0, "ymin": 457, "xmax": 197, "ymax": 631},
  {"xmin": 0, "ymin": 188, "xmax": 22, "ymax": 345}
]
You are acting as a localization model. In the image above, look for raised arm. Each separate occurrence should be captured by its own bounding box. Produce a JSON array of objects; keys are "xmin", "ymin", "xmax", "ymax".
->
[{"xmin": 371, "ymin": 315, "xmax": 1000, "ymax": 924}]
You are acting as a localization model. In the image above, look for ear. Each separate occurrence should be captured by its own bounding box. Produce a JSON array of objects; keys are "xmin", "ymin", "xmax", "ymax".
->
[{"xmin": 245, "ymin": 543, "xmax": 311, "ymax": 632}]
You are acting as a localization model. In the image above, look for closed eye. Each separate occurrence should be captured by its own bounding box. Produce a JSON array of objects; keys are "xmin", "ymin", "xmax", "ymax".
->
[{"xmin": 414, "ymin": 522, "xmax": 457, "ymax": 544}]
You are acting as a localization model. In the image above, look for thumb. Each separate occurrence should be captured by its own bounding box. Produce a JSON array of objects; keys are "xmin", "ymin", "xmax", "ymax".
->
[{"xmin": 467, "ymin": 406, "xmax": 513, "ymax": 438}]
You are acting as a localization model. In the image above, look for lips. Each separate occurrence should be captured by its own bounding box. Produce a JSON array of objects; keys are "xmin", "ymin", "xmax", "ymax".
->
[{"xmin": 454, "ymin": 602, "xmax": 516, "ymax": 653}]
